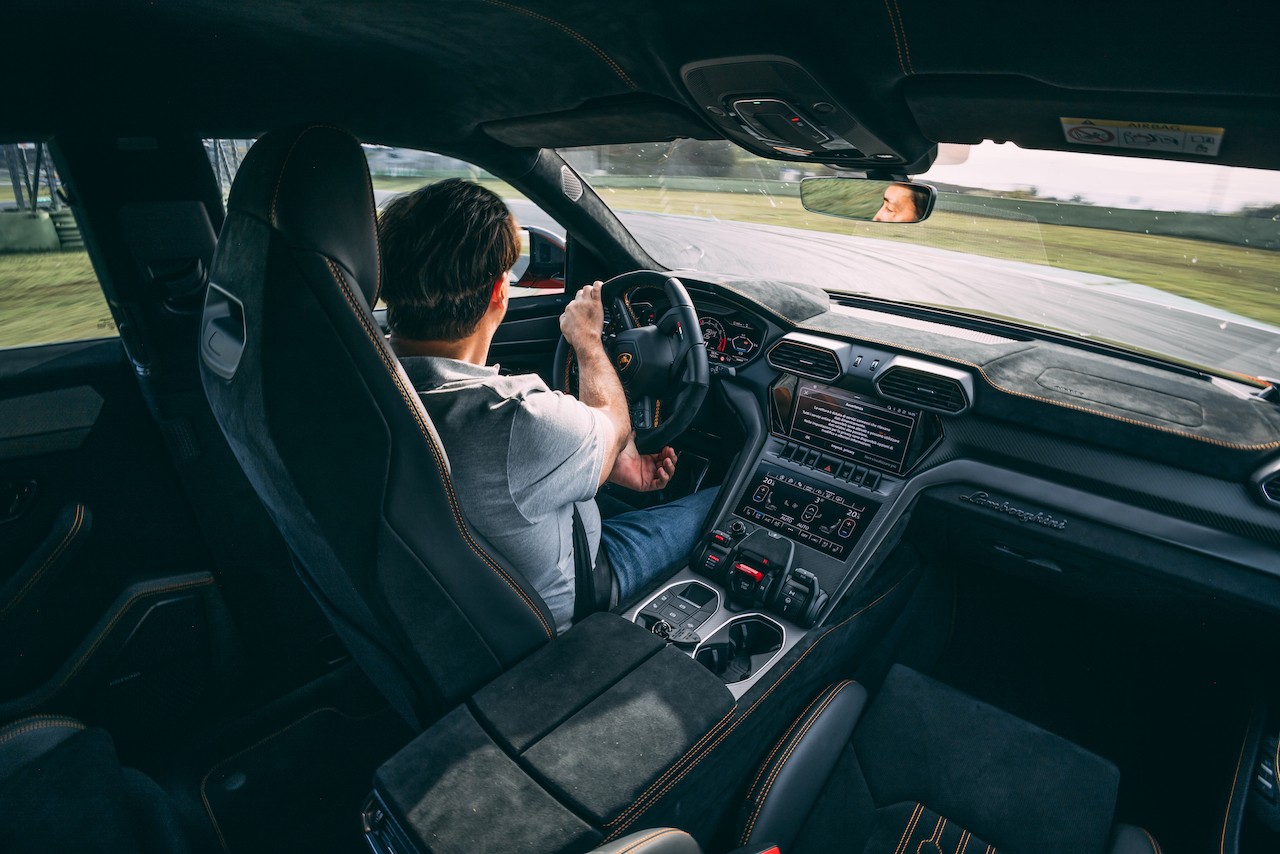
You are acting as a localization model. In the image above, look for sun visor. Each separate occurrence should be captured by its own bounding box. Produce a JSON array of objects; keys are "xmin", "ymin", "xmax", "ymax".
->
[
  {"xmin": 483, "ymin": 95, "xmax": 719, "ymax": 148},
  {"xmin": 906, "ymin": 77, "xmax": 1280, "ymax": 170}
]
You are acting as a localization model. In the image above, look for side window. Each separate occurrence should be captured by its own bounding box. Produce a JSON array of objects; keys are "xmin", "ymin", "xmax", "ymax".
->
[
  {"xmin": 0, "ymin": 143, "xmax": 114, "ymax": 348},
  {"xmin": 363, "ymin": 146, "xmax": 566, "ymax": 297}
]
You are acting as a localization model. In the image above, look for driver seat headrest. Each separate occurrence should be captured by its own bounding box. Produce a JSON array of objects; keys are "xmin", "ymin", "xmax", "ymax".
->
[{"xmin": 226, "ymin": 124, "xmax": 382, "ymax": 306}]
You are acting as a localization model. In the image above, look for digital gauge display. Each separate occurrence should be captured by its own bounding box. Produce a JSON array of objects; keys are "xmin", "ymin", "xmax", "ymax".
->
[
  {"xmin": 700, "ymin": 314, "xmax": 761, "ymax": 365},
  {"xmin": 734, "ymin": 465, "xmax": 878, "ymax": 559}
]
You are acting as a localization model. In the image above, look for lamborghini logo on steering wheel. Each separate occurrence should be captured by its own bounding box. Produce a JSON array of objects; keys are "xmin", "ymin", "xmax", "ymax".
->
[{"xmin": 616, "ymin": 353, "xmax": 634, "ymax": 371}]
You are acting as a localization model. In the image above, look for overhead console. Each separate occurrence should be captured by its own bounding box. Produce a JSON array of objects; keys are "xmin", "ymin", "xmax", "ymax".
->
[{"xmin": 682, "ymin": 55, "xmax": 935, "ymax": 171}]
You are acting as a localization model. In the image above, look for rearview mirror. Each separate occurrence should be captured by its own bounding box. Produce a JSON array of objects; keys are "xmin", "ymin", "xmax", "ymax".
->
[{"xmin": 800, "ymin": 178, "xmax": 936, "ymax": 223}]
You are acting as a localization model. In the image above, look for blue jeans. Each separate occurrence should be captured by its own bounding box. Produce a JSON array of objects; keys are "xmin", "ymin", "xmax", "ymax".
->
[{"xmin": 600, "ymin": 487, "xmax": 720, "ymax": 603}]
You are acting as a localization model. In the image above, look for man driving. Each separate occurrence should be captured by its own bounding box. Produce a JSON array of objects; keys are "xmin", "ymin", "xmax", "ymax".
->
[{"xmin": 380, "ymin": 178, "xmax": 716, "ymax": 632}]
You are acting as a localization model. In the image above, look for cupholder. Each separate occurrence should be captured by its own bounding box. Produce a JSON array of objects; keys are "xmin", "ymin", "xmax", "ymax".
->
[{"xmin": 694, "ymin": 615, "xmax": 784, "ymax": 685}]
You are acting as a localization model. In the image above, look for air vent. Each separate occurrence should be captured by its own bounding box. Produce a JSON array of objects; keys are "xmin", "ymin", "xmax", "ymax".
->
[
  {"xmin": 877, "ymin": 366, "xmax": 969, "ymax": 413},
  {"xmin": 768, "ymin": 340, "xmax": 841, "ymax": 381},
  {"xmin": 560, "ymin": 166, "xmax": 583, "ymax": 202},
  {"xmin": 1262, "ymin": 475, "xmax": 1280, "ymax": 506}
]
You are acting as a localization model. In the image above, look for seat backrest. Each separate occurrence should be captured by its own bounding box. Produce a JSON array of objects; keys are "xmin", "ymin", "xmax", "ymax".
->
[{"xmin": 198, "ymin": 125, "xmax": 556, "ymax": 726}]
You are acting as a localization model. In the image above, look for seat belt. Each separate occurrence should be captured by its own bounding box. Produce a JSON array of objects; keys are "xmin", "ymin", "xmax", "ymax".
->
[{"xmin": 572, "ymin": 505, "xmax": 613, "ymax": 621}]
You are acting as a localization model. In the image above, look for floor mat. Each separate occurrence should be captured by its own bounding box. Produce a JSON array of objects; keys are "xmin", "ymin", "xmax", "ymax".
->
[
  {"xmin": 200, "ymin": 706, "xmax": 408, "ymax": 853},
  {"xmin": 926, "ymin": 568, "xmax": 1253, "ymax": 854}
]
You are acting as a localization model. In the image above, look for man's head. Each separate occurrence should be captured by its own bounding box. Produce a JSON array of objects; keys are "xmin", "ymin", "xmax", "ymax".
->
[
  {"xmin": 379, "ymin": 178, "xmax": 521, "ymax": 341},
  {"xmin": 873, "ymin": 182, "xmax": 928, "ymax": 223}
]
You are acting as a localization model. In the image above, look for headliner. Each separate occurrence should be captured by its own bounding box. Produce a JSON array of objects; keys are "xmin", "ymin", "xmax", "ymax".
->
[{"xmin": 11, "ymin": 0, "xmax": 1280, "ymax": 169}]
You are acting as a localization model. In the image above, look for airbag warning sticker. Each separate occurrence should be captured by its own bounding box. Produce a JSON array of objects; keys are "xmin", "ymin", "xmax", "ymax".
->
[{"xmin": 1060, "ymin": 118, "xmax": 1223, "ymax": 156}]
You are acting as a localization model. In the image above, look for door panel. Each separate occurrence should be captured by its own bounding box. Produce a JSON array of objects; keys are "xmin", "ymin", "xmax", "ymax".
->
[{"xmin": 0, "ymin": 337, "xmax": 227, "ymax": 729}]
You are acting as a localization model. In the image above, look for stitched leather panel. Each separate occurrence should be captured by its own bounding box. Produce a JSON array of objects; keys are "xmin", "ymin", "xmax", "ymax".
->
[{"xmin": 866, "ymin": 802, "xmax": 997, "ymax": 854}]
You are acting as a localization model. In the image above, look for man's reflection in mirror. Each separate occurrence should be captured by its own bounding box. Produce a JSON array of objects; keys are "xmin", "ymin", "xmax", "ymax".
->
[{"xmin": 873, "ymin": 182, "xmax": 929, "ymax": 223}]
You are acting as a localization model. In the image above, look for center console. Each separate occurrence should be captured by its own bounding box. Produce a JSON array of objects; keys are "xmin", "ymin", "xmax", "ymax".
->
[{"xmin": 628, "ymin": 373, "xmax": 940, "ymax": 694}]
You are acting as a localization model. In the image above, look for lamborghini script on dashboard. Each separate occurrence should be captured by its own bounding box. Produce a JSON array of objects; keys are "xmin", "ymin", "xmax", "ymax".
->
[{"xmin": 958, "ymin": 491, "xmax": 1069, "ymax": 530}]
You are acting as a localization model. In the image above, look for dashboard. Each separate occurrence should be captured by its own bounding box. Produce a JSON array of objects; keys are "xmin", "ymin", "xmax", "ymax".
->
[{"xmin": 620, "ymin": 273, "xmax": 1280, "ymax": 657}]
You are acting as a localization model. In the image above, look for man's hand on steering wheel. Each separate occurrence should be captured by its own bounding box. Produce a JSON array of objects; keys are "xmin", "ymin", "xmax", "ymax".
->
[{"xmin": 553, "ymin": 273, "xmax": 710, "ymax": 455}]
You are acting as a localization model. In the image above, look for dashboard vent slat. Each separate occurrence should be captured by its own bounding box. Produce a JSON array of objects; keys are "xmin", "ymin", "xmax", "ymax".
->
[
  {"xmin": 1262, "ymin": 476, "xmax": 1280, "ymax": 506},
  {"xmin": 877, "ymin": 367, "xmax": 968, "ymax": 413},
  {"xmin": 767, "ymin": 341, "xmax": 841, "ymax": 381}
]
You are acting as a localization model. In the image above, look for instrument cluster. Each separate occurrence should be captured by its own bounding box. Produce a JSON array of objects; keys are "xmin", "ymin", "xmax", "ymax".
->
[{"xmin": 621, "ymin": 285, "xmax": 764, "ymax": 367}]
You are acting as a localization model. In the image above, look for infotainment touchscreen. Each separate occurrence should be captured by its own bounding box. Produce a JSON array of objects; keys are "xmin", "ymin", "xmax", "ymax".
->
[
  {"xmin": 783, "ymin": 381, "xmax": 919, "ymax": 474},
  {"xmin": 733, "ymin": 465, "xmax": 877, "ymax": 560}
]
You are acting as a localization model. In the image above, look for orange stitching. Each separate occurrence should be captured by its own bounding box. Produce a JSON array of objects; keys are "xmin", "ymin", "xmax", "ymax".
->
[
  {"xmin": 742, "ymin": 681, "xmax": 841, "ymax": 805},
  {"xmin": 0, "ymin": 503, "xmax": 85, "ymax": 622},
  {"xmin": 326, "ymin": 260, "xmax": 554, "ymax": 638},
  {"xmin": 740, "ymin": 680, "xmax": 856, "ymax": 842},
  {"xmin": 614, "ymin": 828, "xmax": 687, "ymax": 854},
  {"xmin": 604, "ymin": 579, "xmax": 905, "ymax": 837},
  {"xmin": 0, "ymin": 716, "xmax": 85, "ymax": 748},
  {"xmin": 1220, "ymin": 721, "xmax": 1251, "ymax": 854},
  {"xmin": 652, "ymin": 398, "xmax": 661, "ymax": 427},
  {"xmin": 917, "ymin": 816, "xmax": 944, "ymax": 852},
  {"xmin": 480, "ymin": 0, "xmax": 636, "ymax": 89},
  {"xmin": 984, "ymin": 846, "xmax": 994, "ymax": 854},
  {"xmin": 893, "ymin": 0, "xmax": 915, "ymax": 73},
  {"xmin": 956, "ymin": 829, "xmax": 971, "ymax": 854},
  {"xmin": 882, "ymin": 0, "xmax": 908, "ymax": 76},
  {"xmin": 38, "ymin": 577, "xmax": 214, "ymax": 701},
  {"xmin": 1141, "ymin": 828, "xmax": 1161, "ymax": 854},
  {"xmin": 894, "ymin": 803, "xmax": 924, "ymax": 854}
]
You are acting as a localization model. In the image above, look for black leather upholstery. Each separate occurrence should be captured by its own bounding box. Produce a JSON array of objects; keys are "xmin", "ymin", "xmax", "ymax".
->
[
  {"xmin": 739, "ymin": 667, "xmax": 1160, "ymax": 854},
  {"xmin": 586, "ymin": 828, "xmax": 703, "ymax": 854},
  {"xmin": 738, "ymin": 680, "xmax": 867, "ymax": 851},
  {"xmin": 199, "ymin": 125, "xmax": 556, "ymax": 726}
]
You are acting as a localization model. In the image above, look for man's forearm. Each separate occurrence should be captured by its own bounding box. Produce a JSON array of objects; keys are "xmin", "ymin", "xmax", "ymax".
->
[{"xmin": 573, "ymin": 340, "xmax": 631, "ymax": 479}]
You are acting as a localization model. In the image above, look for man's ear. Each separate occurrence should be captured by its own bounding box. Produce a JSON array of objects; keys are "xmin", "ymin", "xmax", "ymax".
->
[{"xmin": 490, "ymin": 271, "xmax": 509, "ymax": 308}]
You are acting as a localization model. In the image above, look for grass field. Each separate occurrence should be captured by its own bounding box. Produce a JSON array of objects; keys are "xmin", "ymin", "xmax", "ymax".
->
[{"xmin": 2, "ymin": 185, "xmax": 1277, "ymax": 351}]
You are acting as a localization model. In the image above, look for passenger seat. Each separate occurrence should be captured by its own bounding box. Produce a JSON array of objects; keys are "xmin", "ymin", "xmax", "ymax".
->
[
  {"xmin": 594, "ymin": 665, "xmax": 1161, "ymax": 853},
  {"xmin": 737, "ymin": 665, "xmax": 1159, "ymax": 854}
]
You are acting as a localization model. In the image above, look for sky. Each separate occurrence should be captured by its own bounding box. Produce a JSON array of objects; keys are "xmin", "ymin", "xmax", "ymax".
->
[{"xmin": 922, "ymin": 142, "xmax": 1280, "ymax": 214}]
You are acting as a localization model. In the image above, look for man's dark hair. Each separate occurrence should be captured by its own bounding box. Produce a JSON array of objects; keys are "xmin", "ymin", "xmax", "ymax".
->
[{"xmin": 379, "ymin": 178, "xmax": 521, "ymax": 341}]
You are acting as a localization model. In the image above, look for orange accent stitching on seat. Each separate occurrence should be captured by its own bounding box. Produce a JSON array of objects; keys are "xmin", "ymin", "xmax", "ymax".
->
[
  {"xmin": 742, "ymin": 681, "xmax": 842, "ymax": 806},
  {"xmin": 917, "ymin": 816, "xmax": 945, "ymax": 852},
  {"xmin": 604, "ymin": 579, "xmax": 907, "ymax": 838},
  {"xmin": 0, "ymin": 503, "xmax": 85, "ymax": 622},
  {"xmin": 50, "ymin": 578, "xmax": 214, "ymax": 697},
  {"xmin": 614, "ymin": 828, "xmax": 688, "ymax": 854},
  {"xmin": 894, "ymin": 803, "xmax": 925, "ymax": 854},
  {"xmin": 1141, "ymin": 827, "xmax": 1161, "ymax": 854},
  {"xmin": 1220, "ymin": 720, "xmax": 1251, "ymax": 854},
  {"xmin": 882, "ymin": 0, "xmax": 908, "ymax": 75},
  {"xmin": 740, "ymin": 680, "xmax": 856, "ymax": 843},
  {"xmin": 481, "ymin": 0, "xmax": 637, "ymax": 89},
  {"xmin": 326, "ymin": 259, "xmax": 555, "ymax": 638},
  {"xmin": 652, "ymin": 398, "xmax": 661, "ymax": 427},
  {"xmin": 955, "ymin": 829, "xmax": 970, "ymax": 854},
  {"xmin": 984, "ymin": 845, "xmax": 994, "ymax": 854},
  {"xmin": 0, "ymin": 716, "xmax": 85, "ymax": 749}
]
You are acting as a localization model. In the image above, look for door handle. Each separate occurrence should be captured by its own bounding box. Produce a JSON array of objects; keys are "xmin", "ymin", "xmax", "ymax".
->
[{"xmin": 0, "ymin": 480, "xmax": 38, "ymax": 524}]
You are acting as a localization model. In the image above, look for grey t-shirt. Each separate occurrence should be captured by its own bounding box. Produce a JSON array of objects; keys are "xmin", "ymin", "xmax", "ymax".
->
[{"xmin": 400, "ymin": 356, "xmax": 610, "ymax": 633}]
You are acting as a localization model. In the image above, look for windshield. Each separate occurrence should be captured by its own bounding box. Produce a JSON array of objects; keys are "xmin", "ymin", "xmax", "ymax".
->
[{"xmin": 559, "ymin": 141, "xmax": 1280, "ymax": 380}]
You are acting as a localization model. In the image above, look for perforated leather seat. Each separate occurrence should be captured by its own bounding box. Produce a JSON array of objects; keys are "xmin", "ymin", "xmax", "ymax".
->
[
  {"xmin": 199, "ymin": 125, "xmax": 559, "ymax": 727},
  {"xmin": 736, "ymin": 666, "xmax": 1160, "ymax": 854}
]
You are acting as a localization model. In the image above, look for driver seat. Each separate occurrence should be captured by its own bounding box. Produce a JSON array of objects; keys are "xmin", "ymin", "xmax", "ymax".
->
[{"xmin": 198, "ymin": 125, "xmax": 556, "ymax": 727}]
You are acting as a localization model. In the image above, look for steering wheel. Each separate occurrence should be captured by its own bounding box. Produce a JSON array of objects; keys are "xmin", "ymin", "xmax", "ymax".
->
[{"xmin": 554, "ymin": 272, "xmax": 709, "ymax": 454}]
